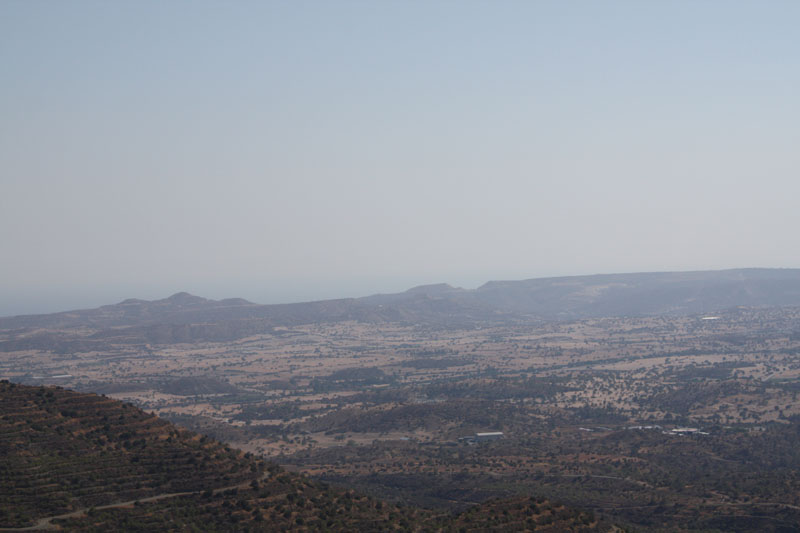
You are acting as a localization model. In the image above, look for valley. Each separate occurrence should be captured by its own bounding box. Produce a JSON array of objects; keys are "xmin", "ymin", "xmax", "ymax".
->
[{"xmin": 4, "ymin": 271, "xmax": 800, "ymax": 530}]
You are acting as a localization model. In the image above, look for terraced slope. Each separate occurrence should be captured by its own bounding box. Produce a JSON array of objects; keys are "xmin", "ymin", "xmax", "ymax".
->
[
  {"xmin": 0, "ymin": 382, "xmax": 612, "ymax": 531},
  {"xmin": 54, "ymin": 480, "xmax": 437, "ymax": 532},
  {"xmin": 450, "ymin": 497, "xmax": 601, "ymax": 532},
  {"xmin": 54, "ymin": 489, "xmax": 610, "ymax": 532},
  {"xmin": 0, "ymin": 381, "xmax": 262, "ymax": 528}
]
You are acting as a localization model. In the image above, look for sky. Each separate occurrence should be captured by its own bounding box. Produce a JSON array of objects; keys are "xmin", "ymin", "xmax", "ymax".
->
[{"xmin": 2, "ymin": 1, "xmax": 800, "ymax": 316}]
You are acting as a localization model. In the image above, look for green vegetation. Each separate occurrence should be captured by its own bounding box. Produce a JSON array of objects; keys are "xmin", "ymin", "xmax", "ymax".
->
[{"xmin": 0, "ymin": 381, "xmax": 260, "ymax": 528}]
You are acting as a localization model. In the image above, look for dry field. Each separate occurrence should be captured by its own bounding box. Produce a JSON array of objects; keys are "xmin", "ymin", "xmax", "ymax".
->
[{"xmin": 3, "ymin": 306, "xmax": 800, "ymax": 458}]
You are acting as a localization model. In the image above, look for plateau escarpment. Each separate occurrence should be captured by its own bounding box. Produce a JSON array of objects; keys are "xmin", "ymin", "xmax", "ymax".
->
[{"xmin": 4, "ymin": 268, "xmax": 800, "ymax": 350}]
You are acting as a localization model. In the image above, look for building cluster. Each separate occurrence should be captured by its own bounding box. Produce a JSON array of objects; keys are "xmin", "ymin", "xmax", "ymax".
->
[{"xmin": 458, "ymin": 431, "xmax": 504, "ymax": 444}]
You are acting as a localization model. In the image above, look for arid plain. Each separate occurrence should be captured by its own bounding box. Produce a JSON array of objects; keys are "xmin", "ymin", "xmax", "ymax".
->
[{"xmin": 5, "ymin": 271, "xmax": 800, "ymax": 530}]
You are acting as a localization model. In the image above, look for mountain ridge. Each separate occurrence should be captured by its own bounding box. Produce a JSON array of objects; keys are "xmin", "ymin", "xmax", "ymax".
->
[
  {"xmin": 3, "ymin": 268, "xmax": 800, "ymax": 349},
  {"xmin": 6, "ymin": 267, "xmax": 800, "ymax": 321}
]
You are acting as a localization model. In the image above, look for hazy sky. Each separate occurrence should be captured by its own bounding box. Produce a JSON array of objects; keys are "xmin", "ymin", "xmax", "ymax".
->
[{"xmin": 2, "ymin": 1, "xmax": 799, "ymax": 315}]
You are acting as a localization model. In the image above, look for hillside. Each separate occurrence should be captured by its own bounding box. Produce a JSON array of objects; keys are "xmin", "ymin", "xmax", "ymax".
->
[
  {"xmin": 0, "ymin": 382, "xmax": 610, "ymax": 531},
  {"xmin": 0, "ymin": 380, "xmax": 262, "ymax": 528},
  {"xmin": 4, "ymin": 268, "xmax": 800, "ymax": 350}
]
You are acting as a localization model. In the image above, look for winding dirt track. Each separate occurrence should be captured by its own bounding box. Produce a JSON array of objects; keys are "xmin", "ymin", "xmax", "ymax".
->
[{"xmin": 0, "ymin": 473, "xmax": 270, "ymax": 531}]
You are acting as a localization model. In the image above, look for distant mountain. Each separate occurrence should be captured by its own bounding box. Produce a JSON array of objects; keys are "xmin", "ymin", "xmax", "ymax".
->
[
  {"xmin": 3, "ymin": 268, "xmax": 800, "ymax": 349},
  {"xmin": 360, "ymin": 267, "xmax": 800, "ymax": 320},
  {"xmin": 470, "ymin": 268, "xmax": 800, "ymax": 318},
  {"xmin": 0, "ymin": 291, "xmax": 259, "ymax": 330}
]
